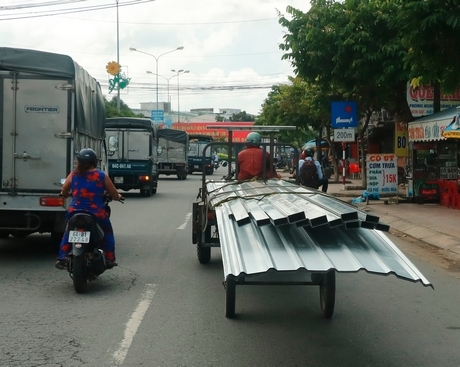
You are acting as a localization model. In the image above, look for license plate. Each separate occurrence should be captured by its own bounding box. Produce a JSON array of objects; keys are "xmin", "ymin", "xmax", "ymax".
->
[
  {"xmin": 164, "ymin": 165, "xmax": 170, "ymax": 169},
  {"xmin": 114, "ymin": 176, "xmax": 123, "ymax": 184},
  {"xmin": 194, "ymin": 165, "xmax": 200, "ymax": 168},
  {"xmin": 68, "ymin": 230, "xmax": 90, "ymax": 243}
]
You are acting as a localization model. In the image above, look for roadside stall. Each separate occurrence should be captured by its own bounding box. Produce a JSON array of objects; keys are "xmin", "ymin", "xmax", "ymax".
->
[{"xmin": 407, "ymin": 107, "xmax": 460, "ymax": 203}]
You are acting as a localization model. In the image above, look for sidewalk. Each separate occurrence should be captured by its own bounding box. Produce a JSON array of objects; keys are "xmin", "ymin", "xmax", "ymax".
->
[{"xmin": 281, "ymin": 172, "xmax": 460, "ymax": 262}]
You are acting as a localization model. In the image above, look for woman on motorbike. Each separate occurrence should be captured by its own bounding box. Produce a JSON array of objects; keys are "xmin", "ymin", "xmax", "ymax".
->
[{"xmin": 55, "ymin": 148, "xmax": 123, "ymax": 270}]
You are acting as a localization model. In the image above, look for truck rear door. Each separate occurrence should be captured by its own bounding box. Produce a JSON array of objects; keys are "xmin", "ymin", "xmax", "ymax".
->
[
  {"xmin": 107, "ymin": 129, "xmax": 150, "ymax": 160},
  {"xmin": 1, "ymin": 76, "xmax": 70, "ymax": 192}
]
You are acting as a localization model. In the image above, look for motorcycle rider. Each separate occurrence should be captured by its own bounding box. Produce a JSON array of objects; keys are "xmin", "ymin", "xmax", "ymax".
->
[
  {"xmin": 55, "ymin": 148, "xmax": 123, "ymax": 270},
  {"xmin": 237, "ymin": 132, "xmax": 281, "ymax": 180}
]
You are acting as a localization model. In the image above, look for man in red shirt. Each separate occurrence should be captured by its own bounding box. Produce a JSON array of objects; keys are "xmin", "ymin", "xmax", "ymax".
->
[{"xmin": 237, "ymin": 132, "xmax": 280, "ymax": 180}]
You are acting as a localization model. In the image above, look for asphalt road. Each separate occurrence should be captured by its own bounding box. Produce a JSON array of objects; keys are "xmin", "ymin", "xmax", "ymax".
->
[{"xmin": 0, "ymin": 171, "xmax": 459, "ymax": 367}]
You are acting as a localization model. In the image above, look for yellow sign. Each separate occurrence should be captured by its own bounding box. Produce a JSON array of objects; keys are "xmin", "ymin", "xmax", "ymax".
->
[{"xmin": 395, "ymin": 123, "xmax": 408, "ymax": 157}]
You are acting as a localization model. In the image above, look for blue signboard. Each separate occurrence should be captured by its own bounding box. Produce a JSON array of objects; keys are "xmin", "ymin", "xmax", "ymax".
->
[
  {"xmin": 151, "ymin": 110, "xmax": 164, "ymax": 123},
  {"xmin": 331, "ymin": 101, "xmax": 357, "ymax": 128}
]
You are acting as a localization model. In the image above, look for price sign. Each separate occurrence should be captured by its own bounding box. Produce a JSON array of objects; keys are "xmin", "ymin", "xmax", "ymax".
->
[{"xmin": 366, "ymin": 154, "xmax": 398, "ymax": 194}]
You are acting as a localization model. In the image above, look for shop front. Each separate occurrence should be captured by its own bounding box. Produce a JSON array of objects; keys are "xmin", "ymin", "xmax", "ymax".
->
[{"xmin": 407, "ymin": 107, "xmax": 460, "ymax": 202}]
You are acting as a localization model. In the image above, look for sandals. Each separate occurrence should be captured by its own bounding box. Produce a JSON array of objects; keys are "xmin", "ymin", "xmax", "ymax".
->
[
  {"xmin": 105, "ymin": 260, "xmax": 118, "ymax": 269},
  {"xmin": 55, "ymin": 259, "xmax": 67, "ymax": 270}
]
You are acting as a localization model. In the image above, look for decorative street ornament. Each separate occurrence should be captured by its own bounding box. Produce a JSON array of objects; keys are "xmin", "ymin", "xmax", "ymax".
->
[
  {"xmin": 106, "ymin": 61, "xmax": 120, "ymax": 76},
  {"xmin": 106, "ymin": 61, "xmax": 131, "ymax": 93}
]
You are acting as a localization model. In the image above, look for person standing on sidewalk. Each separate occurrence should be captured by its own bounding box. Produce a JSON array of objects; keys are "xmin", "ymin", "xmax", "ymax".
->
[{"xmin": 299, "ymin": 147, "xmax": 328, "ymax": 192}]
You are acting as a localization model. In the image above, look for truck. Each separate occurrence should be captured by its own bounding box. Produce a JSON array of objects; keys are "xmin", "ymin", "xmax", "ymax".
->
[
  {"xmin": 157, "ymin": 129, "xmax": 189, "ymax": 180},
  {"xmin": 188, "ymin": 134, "xmax": 214, "ymax": 175},
  {"xmin": 105, "ymin": 117, "xmax": 159, "ymax": 197},
  {"xmin": 0, "ymin": 47, "xmax": 107, "ymax": 244}
]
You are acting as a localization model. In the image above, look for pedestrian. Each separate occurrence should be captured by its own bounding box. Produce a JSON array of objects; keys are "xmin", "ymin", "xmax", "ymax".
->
[
  {"xmin": 299, "ymin": 147, "xmax": 328, "ymax": 192},
  {"xmin": 55, "ymin": 148, "xmax": 123, "ymax": 270},
  {"xmin": 237, "ymin": 132, "xmax": 281, "ymax": 180}
]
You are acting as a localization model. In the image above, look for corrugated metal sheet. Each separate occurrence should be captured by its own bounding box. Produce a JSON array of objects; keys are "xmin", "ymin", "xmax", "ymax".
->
[{"xmin": 206, "ymin": 179, "xmax": 432, "ymax": 288}]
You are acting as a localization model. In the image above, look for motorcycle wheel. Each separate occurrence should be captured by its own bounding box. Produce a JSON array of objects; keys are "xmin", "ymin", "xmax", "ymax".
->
[{"xmin": 72, "ymin": 255, "xmax": 87, "ymax": 293}]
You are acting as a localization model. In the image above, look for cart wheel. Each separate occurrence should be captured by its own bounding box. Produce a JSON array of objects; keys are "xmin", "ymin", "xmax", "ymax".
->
[
  {"xmin": 319, "ymin": 270, "xmax": 336, "ymax": 319},
  {"xmin": 225, "ymin": 276, "xmax": 236, "ymax": 318},
  {"xmin": 197, "ymin": 244, "xmax": 211, "ymax": 264}
]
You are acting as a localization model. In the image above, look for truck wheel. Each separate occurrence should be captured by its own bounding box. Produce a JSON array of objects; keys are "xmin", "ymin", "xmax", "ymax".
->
[
  {"xmin": 197, "ymin": 243, "xmax": 211, "ymax": 264},
  {"xmin": 72, "ymin": 255, "xmax": 88, "ymax": 293},
  {"xmin": 51, "ymin": 231, "xmax": 63, "ymax": 248}
]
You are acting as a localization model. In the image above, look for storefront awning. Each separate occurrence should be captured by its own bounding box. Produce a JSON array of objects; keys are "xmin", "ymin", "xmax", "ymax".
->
[{"xmin": 408, "ymin": 107, "xmax": 458, "ymax": 142}]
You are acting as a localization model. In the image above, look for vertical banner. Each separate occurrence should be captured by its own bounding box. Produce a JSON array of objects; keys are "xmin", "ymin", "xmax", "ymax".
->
[
  {"xmin": 366, "ymin": 154, "xmax": 398, "ymax": 194},
  {"xmin": 395, "ymin": 123, "xmax": 408, "ymax": 157}
]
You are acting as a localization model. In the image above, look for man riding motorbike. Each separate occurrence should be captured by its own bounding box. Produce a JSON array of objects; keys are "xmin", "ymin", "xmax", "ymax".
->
[{"xmin": 55, "ymin": 148, "xmax": 123, "ymax": 270}]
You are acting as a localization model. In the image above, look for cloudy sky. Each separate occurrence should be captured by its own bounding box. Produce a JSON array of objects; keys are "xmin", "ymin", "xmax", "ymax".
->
[{"xmin": 0, "ymin": 0, "xmax": 310, "ymax": 115}]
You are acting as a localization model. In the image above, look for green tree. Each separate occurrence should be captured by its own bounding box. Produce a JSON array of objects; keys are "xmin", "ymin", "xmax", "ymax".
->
[
  {"xmin": 215, "ymin": 114, "xmax": 225, "ymax": 122},
  {"xmin": 257, "ymin": 80, "xmax": 327, "ymax": 147},
  {"xmin": 105, "ymin": 96, "xmax": 144, "ymax": 118},
  {"xmin": 393, "ymin": 0, "xmax": 460, "ymax": 112},
  {"xmin": 229, "ymin": 111, "xmax": 255, "ymax": 122},
  {"xmin": 278, "ymin": 0, "xmax": 411, "ymax": 185}
]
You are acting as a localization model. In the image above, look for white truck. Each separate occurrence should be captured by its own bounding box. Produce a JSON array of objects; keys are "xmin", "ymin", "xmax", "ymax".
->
[{"xmin": 0, "ymin": 47, "xmax": 107, "ymax": 244}]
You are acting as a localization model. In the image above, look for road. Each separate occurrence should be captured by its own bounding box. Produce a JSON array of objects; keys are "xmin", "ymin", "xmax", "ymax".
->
[{"xmin": 0, "ymin": 172, "xmax": 459, "ymax": 367}]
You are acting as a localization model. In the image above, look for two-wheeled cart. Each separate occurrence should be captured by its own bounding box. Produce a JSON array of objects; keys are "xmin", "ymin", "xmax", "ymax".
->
[{"xmin": 192, "ymin": 126, "xmax": 432, "ymax": 319}]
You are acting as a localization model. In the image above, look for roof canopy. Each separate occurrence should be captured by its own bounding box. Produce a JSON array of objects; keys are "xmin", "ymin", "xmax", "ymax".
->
[{"xmin": 408, "ymin": 107, "xmax": 458, "ymax": 142}]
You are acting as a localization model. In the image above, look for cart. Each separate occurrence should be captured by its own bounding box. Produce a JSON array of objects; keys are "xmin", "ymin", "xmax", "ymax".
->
[{"xmin": 192, "ymin": 126, "xmax": 432, "ymax": 319}]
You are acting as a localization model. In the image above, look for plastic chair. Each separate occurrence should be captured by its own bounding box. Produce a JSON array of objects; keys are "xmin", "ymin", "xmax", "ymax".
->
[
  {"xmin": 438, "ymin": 179, "xmax": 450, "ymax": 207},
  {"xmin": 447, "ymin": 180, "xmax": 460, "ymax": 209},
  {"xmin": 349, "ymin": 163, "xmax": 361, "ymax": 179}
]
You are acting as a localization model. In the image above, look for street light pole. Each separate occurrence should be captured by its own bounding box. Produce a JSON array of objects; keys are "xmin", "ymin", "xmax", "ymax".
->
[
  {"xmin": 129, "ymin": 46, "xmax": 184, "ymax": 114},
  {"xmin": 146, "ymin": 71, "xmax": 178, "ymax": 113},
  {"xmin": 116, "ymin": 0, "xmax": 120, "ymax": 112},
  {"xmin": 171, "ymin": 69, "xmax": 189, "ymax": 129}
]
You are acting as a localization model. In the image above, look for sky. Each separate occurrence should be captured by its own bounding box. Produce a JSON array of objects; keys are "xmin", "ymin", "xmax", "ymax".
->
[{"xmin": 0, "ymin": 0, "xmax": 311, "ymax": 116}]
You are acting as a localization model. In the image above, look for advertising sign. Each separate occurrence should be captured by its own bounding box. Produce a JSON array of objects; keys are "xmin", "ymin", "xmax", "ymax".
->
[
  {"xmin": 406, "ymin": 83, "xmax": 460, "ymax": 117},
  {"xmin": 366, "ymin": 154, "xmax": 398, "ymax": 194},
  {"xmin": 170, "ymin": 122, "xmax": 254, "ymax": 142},
  {"xmin": 394, "ymin": 123, "xmax": 408, "ymax": 157},
  {"xmin": 331, "ymin": 101, "xmax": 358, "ymax": 128}
]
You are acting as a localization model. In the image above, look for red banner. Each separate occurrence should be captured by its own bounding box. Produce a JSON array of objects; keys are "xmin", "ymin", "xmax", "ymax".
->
[{"xmin": 171, "ymin": 122, "xmax": 254, "ymax": 142}]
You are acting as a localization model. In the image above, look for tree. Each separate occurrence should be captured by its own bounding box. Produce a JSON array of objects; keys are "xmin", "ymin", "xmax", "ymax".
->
[
  {"xmin": 105, "ymin": 96, "xmax": 144, "ymax": 118},
  {"xmin": 278, "ymin": 0, "xmax": 412, "ymax": 185},
  {"xmin": 229, "ymin": 111, "xmax": 255, "ymax": 122},
  {"xmin": 393, "ymin": 0, "xmax": 460, "ymax": 112},
  {"xmin": 215, "ymin": 114, "xmax": 225, "ymax": 122}
]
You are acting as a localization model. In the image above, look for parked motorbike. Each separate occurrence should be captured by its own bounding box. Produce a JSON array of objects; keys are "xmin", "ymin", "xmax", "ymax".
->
[{"xmin": 62, "ymin": 193, "xmax": 124, "ymax": 293}]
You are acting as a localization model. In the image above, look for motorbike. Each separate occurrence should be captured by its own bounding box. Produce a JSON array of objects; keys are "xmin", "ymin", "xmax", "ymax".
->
[
  {"xmin": 62, "ymin": 193, "xmax": 124, "ymax": 293},
  {"xmin": 214, "ymin": 160, "xmax": 220, "ymax": 170}
]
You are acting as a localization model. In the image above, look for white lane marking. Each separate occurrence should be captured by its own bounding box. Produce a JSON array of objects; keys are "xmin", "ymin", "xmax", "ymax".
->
[
  {"xmin": 111, "ymin": 284, "xmax": 157, "ymax": 365},
  {"xmin": 177, "ymin": 212, "xmax": 192, "ymax": 230}
]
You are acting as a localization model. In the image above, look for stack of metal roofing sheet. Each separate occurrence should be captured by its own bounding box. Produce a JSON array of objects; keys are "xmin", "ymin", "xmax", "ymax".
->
[{"xmin": 205, "ymin": 179, "xmax": 432, "ymax": 287}]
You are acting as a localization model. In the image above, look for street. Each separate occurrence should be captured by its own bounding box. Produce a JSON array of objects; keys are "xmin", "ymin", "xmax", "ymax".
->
[{"xmin": 0, "ymin": 173, "xmax": 459, "ymax": 367}]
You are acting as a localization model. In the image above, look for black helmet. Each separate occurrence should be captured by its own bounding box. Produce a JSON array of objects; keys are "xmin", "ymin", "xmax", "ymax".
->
[
  {"xmin": 77, "ymin": 148, "xmax": 97, "ymax": 164},
  {"xmin": 304, "ymin": 146, "xmax": 314, "ymax": 157}
]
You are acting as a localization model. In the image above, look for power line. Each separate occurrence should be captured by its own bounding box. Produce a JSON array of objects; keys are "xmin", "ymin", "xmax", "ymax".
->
[{"xmin": 0, "ymin": 0, "xmax": 154, "ymax": 21}]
